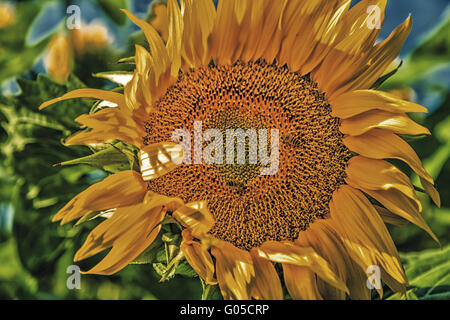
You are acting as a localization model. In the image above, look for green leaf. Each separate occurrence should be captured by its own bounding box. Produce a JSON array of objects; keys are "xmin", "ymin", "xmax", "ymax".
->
[
  {"xmin": 382, "ymin": 13, "xmax": 450, "ymax": 88},
  {"xmin": 131, "ymin": 237, "xmax": 163, "ymax": 265},
  {"xmin": 175, "ymin": 261, "xmax": 198, "ymax": 278},
  {"xmin": 116, "ymin": 56, "xmax": 135, "ymax": 65},
  {"xmin": 399, "ymin": 245, "xmax": 450, "ymax": 300},
  {"xmin": 57, "ymin": 142, "xmax": 138, "ymax": 173},
  {"xmin": 386, "ymin": 289, "xmax": 419, "ymax": 300},
  {"xmin": 0, "ymin": 2, "xmax": 50, "ymax": 85},
  {"xmin": 371, "ymin": 60, "xmax": 403, "ymax": 89},
  {"xmin": 0, "ymin": 238, "xmax": 38, "ymax": 297},
  {"xmin": 0, "ymin": 38, "xmax": 51, "ymax": 84}
]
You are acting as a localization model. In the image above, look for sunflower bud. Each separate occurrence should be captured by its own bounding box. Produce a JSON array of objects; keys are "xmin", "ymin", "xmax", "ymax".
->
[
  {"xmin": 0, "ymin": 3, "xmax": 14, "ymax": 29},
  {"xmin": 44, "ymin": 34, "xmax": 73, "ymax": 83},
  {"xmin": 70, "ymin": 21, "xmax": 112, "ymax": 56}
]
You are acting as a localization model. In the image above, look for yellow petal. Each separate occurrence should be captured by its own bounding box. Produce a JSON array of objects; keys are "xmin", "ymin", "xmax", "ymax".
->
[
  {"xmin": 346, "ymin": 176, "xmax": 439, "ymax": 244},
  {"xmin": 238, "ymin": 0, "xmax": 272, "ymax": 63},
  {"xmin": 139, "ymin": 142, "xmax": 184, "ymax": 180},
  {"xmin": 257, "ymin": 241, "xmax": 348, "ymax": 294},
  {"xmin": 311, "ymin": 0, "xmax": 387, "ymax": 94},
  {"xmin": 374, "ymin": 205, "xmax": 408, "ymax": 227},
  {"xmin": 249, "ymin": 249, "xmax": 283, "ymax": 300},
  {"xmin": 333, "ymin": 0, "xmax": 387, "ymax": 56},
  {"xmin": 53, "ymin": 170, "xmax": 147, "ymax": 225},
  {"xmin": 283, "ymin": 264, "xmax": 323, "ymax": 300},
  {"xmin": 296, "ymin": 220, "xmax": 365, "ymax": 300},
  {"xmin": 253, "ymin": 1, "xmax": 286, "ymax": 62},
  {"xmin": 346, "ymin": 156, "xmax": 420, "ymax": 207},
  {"xmin": 210, "ymin": 0, "xmax": 240, "ymax": 65},
  {"xmin": 39, "ymin": 89, "xmax": 126, "ymax": 110},
  {"xmin": 343, "ymin": 129, "xmax": 440, "ymax": 207},
  {"xmin": 330, "ymin": 185, "xmax": 408, "ymax": 289},
  {"xmin": 336, "ymin": 16, "xmax": 412, "ymax": 95},
  {"xmin": 340, "ymin": 110, "xmax": 431, "ymax": 136},
  {"xmin": 149, "ymin": 2, "xmax": 169, "ymax": 42},
  {"xmin": 211, "ymin": 241, "xmax": 255, "ymax": 300},
  {"xmin": 288, "ymin": 0, "xmax": 350, "ymax": 74},
  {"xmin": 122, "ymin": 9, "xmax": 170, "ymax": 86},
  {"xmin": 65, "ymin": 108, "xmax": 142, "ymax": 147},
  {"xmin": 181, "ymin": 230, "xmax": 216, "ymax": 285},
  {"xmin": 173, "ymin": 201, "xmax": 215, "ymax": 237},
  {"xmin": 166, "ymin": 0, "xmax": 183, "ymax": 77},
  {"xmin": 78, "ymin": 193, "xmax": 182, "ymax": 275},
  {"xmin": 180, "ymin": 0, "xmax": 216, "ymax": 67},
  {"xmin": 420, "ymin": 178, "xmax": 441, "ymax": 208},
  {"xmin": 343, "ymin": 129, "xmax": 433, "ymax": 184},
  {"xmin": 331, "ymin": 89, "xmax": 428, "ymax": 119}
]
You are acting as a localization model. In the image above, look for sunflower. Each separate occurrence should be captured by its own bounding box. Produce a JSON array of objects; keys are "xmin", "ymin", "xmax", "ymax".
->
[
  {"xmin": 0, "ymin": 3, "xmax": 14, "ymax": 29},
  {"xmin": 39, "ymin": 0, "xmax": 440, "ymax": 300}
]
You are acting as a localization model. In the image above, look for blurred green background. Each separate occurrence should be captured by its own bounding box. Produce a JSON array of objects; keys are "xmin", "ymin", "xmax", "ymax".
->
[{"xmin": 0, "ymin": 0, "xmax": 449, "ymax": 300}]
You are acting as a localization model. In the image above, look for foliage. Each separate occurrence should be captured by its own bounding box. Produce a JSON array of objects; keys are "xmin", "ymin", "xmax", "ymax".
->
[{"xmin": 0, "ymin": 0, "xmax": 449, "ymax": 300}]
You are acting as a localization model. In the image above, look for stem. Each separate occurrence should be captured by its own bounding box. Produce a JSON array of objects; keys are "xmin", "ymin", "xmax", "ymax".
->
[{"xmin": 201, "ymin": 280, "xmax": 217, "ymax": 300}]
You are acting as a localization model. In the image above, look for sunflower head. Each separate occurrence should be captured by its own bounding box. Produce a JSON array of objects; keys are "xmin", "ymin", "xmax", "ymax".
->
[{"xmin": 40, "ymin": 0, "xmax": 440, "ymax": 300}]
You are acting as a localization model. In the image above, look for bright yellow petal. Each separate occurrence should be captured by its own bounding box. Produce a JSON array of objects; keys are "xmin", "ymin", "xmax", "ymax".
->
[
  {"xmin": 249, "ymin": 248, "xmax": 283, "ymax": 300},
  {"xmin": 288, "ymin": 0, "xmax": 350, "ymax": 74},
  {"xmin": 173, "ymin": 201, "xmax": 215, "ymax": 238},
  {"xmin": 331, "ymin": 89, "xmax": 428, "ymax": 119},
  {"xmin": 238, "ymin": 0, "xmax": 272, "ymax": 63},
  {"xmin": 420, "ymin": 178, "xmax": 441, "ymax": 208},
  {"xmin": 330, "ymin": 185, "xmax": 408, "ymax": 291},
  {"xmin": 53, "ymin": 170, "xmax": 147, "ymax": 225},
  {"xmin": 374, "ymin": 205, "xmax": 408, "ymax": 227},
  {"xmin": 311, "ymin": 0, "xmax": 387, "ymax": 94},
  {"xmin": 296, "ymin": 220, "xmax": 369, "ymax": 300},
  {"xmin": 253, "ymin": 1, "xmax": 285, "ymax": 62},
  {"xmin": 336, "ymin": 16, "xmax": 412, "ymax": 96},
  {"xmin": 149, "ymin": 2, "xmax": 169, "ymax": 42},
  {"xmin": 180, "ymin": 0, "xmax": 216, "ymax": 67},
  {"xmin": 211, "ymin": 241, "xmax": 255, "ymax": 300},
  {"xmin": 166, "ymin": 0, "xmax": 183, "ymax": 76},
  {"xmin": 346, "ymin": 156, "xmax": 421, "ymax": 207},
  {"xmin": 139, "ymin": 142, "xmax": 184, "ymax": 181},
  {"xmin": 342, "ymin": 128, "xmax": 440, "ymax": 207},
  {"xmin": 343, "ymin": 129, "xmax": 433, "ymax": 184},
  {"xmin": 65, "ymin": 108, "xmax": 142, "ymax": 147},
  {"xmin": 347, "ymin": 176, "xmax": 439, "ymax": 244},
  {"xmin": 283, "ymin": 264, "xmax": 323, "ymax": 300},
  {"xmin": 181, "ymin": 230, "xmax": 217, "ymax": 285},
  {"xmin": 122, "ymin": 9, "xmax": 170, "ymax": 87},
  {"xmin": 340, "ymin": 110, "xmax": 431, "ymax": 136},
  {"xmin": 257, "ymin": 241, "xmax": 348, "ymax": 294},
  {"xmin": 332, "ymin": 0, "xmax": 386, "ymax": 56},
  {"xmin": 210, "ymin": 0, "xmax": 241, "ymax": 65},
  {"xmin": 77, "ymin": 193, "xmax": 183, "ymax": 275},
  {"xmin": 39, "ymin": 89, "xmax": 127, "ymax": 110}
]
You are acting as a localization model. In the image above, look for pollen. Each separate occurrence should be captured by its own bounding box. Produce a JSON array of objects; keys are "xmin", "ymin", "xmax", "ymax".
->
[{"xmin": 143, "ymin": 60, "xmax": 352, "ymax": 250}]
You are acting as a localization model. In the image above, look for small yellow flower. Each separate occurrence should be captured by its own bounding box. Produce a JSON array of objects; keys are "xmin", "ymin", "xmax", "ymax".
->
[
  {"xmin": 0, "ymin": 3, "xmax": 14, "ymax": 29},
  {"xmin": 44, "ymin": 34, "xmax": 73, "ymax": 83},
  {"xmin": 70, "ymin": 21, "xmax": 112, "ymax": 56},
  {"xmin": 41, "ymin": 0, "xmax": 440, "ymax": 300}
]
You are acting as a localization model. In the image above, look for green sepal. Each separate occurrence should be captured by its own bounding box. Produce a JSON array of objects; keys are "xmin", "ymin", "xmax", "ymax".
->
[
  {"xmin": 56, "ymin": 142, "xmax": 139, "ymax": 173},
  {"xmin": 371, "ymin": 60, "xmax": 403, "ymax": 90}
]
